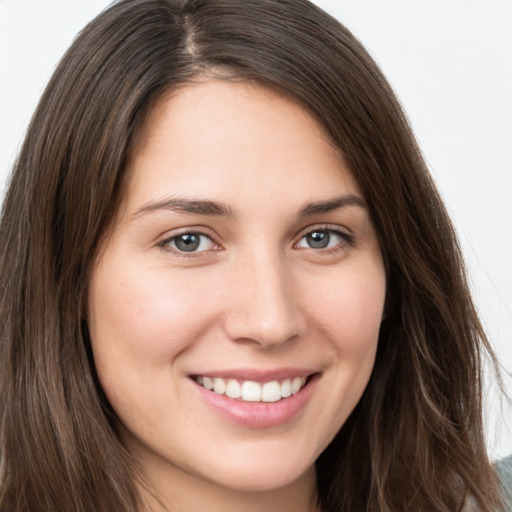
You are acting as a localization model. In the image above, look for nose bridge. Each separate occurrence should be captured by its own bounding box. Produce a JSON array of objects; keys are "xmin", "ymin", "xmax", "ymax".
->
[{"xmin": 225, "ymin": 246, "xmax": 300, "ymax": 347}]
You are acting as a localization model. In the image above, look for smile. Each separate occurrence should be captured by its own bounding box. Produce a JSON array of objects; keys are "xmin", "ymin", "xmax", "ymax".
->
[
  {"xmin": 190, "ymin": 369, "xmax": 319, "ymax": 427},
  {"xmin": 194, "ymin": 375, "xmax": 308, "ymax": 402}
]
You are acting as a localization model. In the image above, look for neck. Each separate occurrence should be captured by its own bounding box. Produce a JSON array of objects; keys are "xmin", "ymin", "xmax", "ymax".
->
[{"xmin": 138, "ymin": 461, "xmax": 319, "ymax": 512}]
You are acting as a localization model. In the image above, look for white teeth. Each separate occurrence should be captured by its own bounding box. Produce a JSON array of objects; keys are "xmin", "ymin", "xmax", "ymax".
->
[
  {"xmin": 280, "ymin": 378, "xmax": 292, "ymax": 398},
  {"xmin": 226, "ymin": 379, "xmax": 241, "ymax": 399},
  {"xmin": 262, "ymin": 380, "xmax": 281, "ymax": 402},
  {"xmin": 291, "ymin": 376, "xmax": 302, "ymax": 394},
  {"xmin": 242, "ymin": 381, "xmax": 261, "ymax": 401},
  {"xmin": 195, "ymin": 375, "xmax": 309, "ymax": 402},
  {"xmin": 213, "ymin": 378, "xmax": 226, "ymax": 395},
  {"xmin": 203, "ymin": 376, "xmax": 213, "ymax": 390}
]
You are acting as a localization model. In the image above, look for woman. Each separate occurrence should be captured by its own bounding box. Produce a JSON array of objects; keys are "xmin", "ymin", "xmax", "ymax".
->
[{"xmin": 0, "ymin": 0, "xmax": 508, "ymax": 510}]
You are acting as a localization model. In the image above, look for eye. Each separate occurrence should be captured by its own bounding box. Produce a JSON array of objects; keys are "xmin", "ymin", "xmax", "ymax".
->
[
  {"xmin": 296, "ymin": 228, "xmax": 349, "ymax": 250},
  {"xmin": 162, "ymin": 232, "xmax": 217, "ymax": 253}
]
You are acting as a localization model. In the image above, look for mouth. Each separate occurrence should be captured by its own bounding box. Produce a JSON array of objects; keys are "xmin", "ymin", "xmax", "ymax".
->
[
  {"xmin": 192, "ymin": 375, "xmax": 310, "ymax": 403},
  {"xmin": 189, "ymin": 370, "xmax": 319, "ymax": 428}
]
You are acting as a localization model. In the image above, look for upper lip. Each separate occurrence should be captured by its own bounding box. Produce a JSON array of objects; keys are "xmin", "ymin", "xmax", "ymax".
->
[{"xmin": 189, "ymin": 367, "xmax": 319, "ymax": 383}]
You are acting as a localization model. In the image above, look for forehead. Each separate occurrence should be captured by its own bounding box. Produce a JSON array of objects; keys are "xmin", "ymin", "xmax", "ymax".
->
[{"xmin": 123, "ymin": 79, "xmax": 361, "ymax": 212}]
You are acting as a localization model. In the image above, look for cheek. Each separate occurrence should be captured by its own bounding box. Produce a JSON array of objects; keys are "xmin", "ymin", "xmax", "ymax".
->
[
  {"xmin": 295, "ymin": 261, "xmax": 385, "ymax": 449},
  {"xmin": 87, "ymin": 260, "xmax": 227, "ymax": 423},
  {"xmin": 306, "ymin": 262, "xmax": 386, "ymax": 354},
  {"xmin": 89, "ymin": 261, "xmax": 215, "ymax": 363},
  {"xmin": 87, "ymin": 258, "xmax": 222, "ymax": 428}
]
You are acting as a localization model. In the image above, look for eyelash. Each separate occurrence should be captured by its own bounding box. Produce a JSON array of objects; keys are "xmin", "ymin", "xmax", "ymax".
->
[
  {"xmin": 158, "ymin": 231, "xmax": 219, "ymax": 257},
  {"xmin": 158, "ymin": 225, "xmax": 353, "ymax": 256},
  {"xmin": 295, "ymin": 226, "xmax": 354, "ymax": 253}
]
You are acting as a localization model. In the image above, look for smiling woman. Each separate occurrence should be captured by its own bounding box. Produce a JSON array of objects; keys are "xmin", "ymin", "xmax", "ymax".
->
[
  {"xmin": 0, "ymin": 1, "xmax": 508, "ymax": 511},
  {"xmin": 88, "ymin": 81, "xmax": 386, "ymax": 506}
]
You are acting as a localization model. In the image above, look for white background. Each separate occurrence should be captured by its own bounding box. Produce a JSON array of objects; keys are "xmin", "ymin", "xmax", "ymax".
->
[{"xmin": 1, "ymin": 0, "xmax": 510, "ymax": 458}]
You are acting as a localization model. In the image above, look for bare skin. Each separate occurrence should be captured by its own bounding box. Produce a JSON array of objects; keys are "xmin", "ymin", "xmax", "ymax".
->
[{"xmin": 89, "ymin": 79, "xmax": 386, "ymax": 511}]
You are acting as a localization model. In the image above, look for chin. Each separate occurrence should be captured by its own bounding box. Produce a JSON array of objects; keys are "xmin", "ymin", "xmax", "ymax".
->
[
  {"xmin": 206, "ymin": 460, "xmax": 315, "ymax": 493},
  {"xmin": 189, "ymin": 441, "xmax": 318, "ymax": 493}
]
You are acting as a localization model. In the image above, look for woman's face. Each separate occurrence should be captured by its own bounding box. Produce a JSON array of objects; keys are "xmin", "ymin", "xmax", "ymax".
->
[{"xmin": 88, "ymin": 80, "xmax": 386, "ymax": 494}]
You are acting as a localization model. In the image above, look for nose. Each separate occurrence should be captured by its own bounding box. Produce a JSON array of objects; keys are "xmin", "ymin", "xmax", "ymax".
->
[{"xmin": 223, "ymin": 251, "xmax": 302, "ymax": 348}]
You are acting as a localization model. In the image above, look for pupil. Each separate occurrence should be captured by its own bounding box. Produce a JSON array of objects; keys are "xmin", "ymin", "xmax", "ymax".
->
[
  {"xmin": 175, "ymin": 234, "xmax": 200, "ymax": 252},
  {"xmin": 307, "ymin": 231, "xmax": 329, "ymax": 249}
]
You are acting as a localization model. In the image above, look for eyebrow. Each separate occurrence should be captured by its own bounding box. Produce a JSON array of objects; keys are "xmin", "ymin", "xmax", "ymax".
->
[
  {"xmin": 132, "ymin": 198, "xmax": 236, "ymax": 218},
  {"xmin": 298, "ymin": 194, "xmax": 366, "ymax": 217},
  {"xmin": 132, "ymin": 194, "xmax": 366, "ymax": 219}
]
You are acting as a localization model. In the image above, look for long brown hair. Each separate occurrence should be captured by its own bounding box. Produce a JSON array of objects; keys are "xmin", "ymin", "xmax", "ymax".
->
[{"xmin": 0, "ymin": 0, "xmax": 503, "ymax": 510}]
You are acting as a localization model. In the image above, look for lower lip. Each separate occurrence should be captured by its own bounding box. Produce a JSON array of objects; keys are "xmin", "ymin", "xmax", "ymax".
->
[{"xmin": 192, "ymin": 375, "xmax": 319, "ymax": 428}]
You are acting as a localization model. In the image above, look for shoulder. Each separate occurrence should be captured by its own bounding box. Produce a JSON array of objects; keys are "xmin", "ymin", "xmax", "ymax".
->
[{"xmin": 496, "ymin": 455, "xmax": 512, "ymax": 509}]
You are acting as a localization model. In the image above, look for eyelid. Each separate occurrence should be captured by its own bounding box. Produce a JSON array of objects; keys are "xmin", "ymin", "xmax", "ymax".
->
[
  {"xmin": 157, "ymin": 227, "xmax": 223, "ymax": 255},
  {"xmin": 294, "ymin": 224, "xmax": 354, "ymax": 250},
  {"xmin": 295, "ymin": 224, "xmax": 353, "ymax": 241},
  {"xmin": 155, "ymin": 224, "xmax": 353, "ymax": 256}
]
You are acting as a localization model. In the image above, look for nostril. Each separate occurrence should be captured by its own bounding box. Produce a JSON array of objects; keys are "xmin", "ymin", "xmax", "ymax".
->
[
  {"xmin": 223, "ymin": 262, "xmax": 301, "ymax": 347},
  {"xmin": 223, "ymin": 308, "xmax": 301, "ymax": 348}
]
